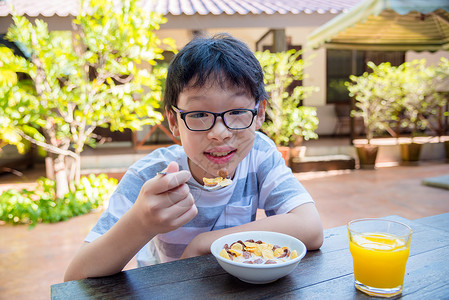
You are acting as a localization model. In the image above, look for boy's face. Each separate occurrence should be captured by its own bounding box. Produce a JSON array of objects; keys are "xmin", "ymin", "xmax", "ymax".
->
[{"xmin": 167, "ymin": 81, "xmax": 265, "ymax": 184}]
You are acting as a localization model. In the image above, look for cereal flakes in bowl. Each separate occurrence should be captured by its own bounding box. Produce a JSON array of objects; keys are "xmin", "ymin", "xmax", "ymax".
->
[{"xmin": 210, "ymin": 231, "xmax": 307, "ymax": 284}]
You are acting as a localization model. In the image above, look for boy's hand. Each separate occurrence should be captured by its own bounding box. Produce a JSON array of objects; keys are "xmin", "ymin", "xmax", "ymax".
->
[{"xmin": 132, "ymin": 161, "xmax": 198, "ymax": 236}]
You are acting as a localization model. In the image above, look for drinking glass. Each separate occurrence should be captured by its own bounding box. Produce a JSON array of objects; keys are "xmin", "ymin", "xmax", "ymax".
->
[{"xmin": 347, "ymin": 218, "xmax": 412, "ymax": 297}]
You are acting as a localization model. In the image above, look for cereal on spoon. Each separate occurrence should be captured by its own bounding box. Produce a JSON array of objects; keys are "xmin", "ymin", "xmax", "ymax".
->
[{"xmin": 203, "ymin": 168, "xmax": 232, "ymax": 190}]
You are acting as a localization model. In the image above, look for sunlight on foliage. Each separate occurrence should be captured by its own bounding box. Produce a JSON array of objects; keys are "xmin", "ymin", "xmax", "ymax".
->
[
  {"xmin": 255, "ymin": 49, "xmax": 319, "ymax": 146},
  {"xmin": 0, "ymin": 0, "xmax": 174, "ymax": 199},
  {"xmin": 346, "ymin": 58, "xmax": 448, "ymax": 143},
  {"xmin": 0, "ymin": 174, "xmax": 117, "ymax": 228}
]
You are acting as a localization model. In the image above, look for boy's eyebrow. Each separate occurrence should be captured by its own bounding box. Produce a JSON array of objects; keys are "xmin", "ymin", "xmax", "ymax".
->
[{"xmin": 233, "ymin": 91, "xmax": 250, "ymax": 97}]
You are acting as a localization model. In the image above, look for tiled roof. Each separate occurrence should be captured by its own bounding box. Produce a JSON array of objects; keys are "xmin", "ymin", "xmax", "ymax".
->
[
  {"xmin": 0, "ymin": 0, "xmax": 361, "ymax": 17},
  {"xmin": 143, "ymin": 0, "xmax": 361, "ymax": 15},
  {"xmin": 0, "ymin": 0, "xmax": 80, "ymax": 17}
]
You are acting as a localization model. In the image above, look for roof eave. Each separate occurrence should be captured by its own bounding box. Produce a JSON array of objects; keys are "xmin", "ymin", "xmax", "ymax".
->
[
  {"xmin": 306, "ymin": 0, "xmax": 449, "ymax": 50},
  {"xmin": 160, "ymin": 11, "xmax": 339, "ymax": 30},
  {"xmin": 318, "ymin": 41, "xmax": 449, "ymax": 52}
]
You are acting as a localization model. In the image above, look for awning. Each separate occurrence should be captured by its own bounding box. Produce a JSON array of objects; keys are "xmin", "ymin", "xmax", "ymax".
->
[{"xmin": 307, "ymin": 0, "xmax": 449, "ymax": 51}]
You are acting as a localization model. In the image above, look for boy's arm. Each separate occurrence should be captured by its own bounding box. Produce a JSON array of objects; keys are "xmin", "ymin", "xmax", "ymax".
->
[
  {"xmin": 64, "ymin": 163, "xmax": 198, "ymax": 282},
  {"xmin": 64, "ymin": 207, "xmax": 157, "ymax": 281},
  {"xmin": 180, "ymin": 202, "xmax": 323, "ymax": 259}
]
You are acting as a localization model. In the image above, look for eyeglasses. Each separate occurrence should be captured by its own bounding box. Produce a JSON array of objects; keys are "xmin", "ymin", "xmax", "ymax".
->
[{"xmin": 172, "ymin": 102, "xmax": 259, "ymax": 131}]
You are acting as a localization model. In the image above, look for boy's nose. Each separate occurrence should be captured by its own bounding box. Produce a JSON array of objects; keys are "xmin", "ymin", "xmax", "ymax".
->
[{"xmin": 207, "ymin": 117, "xmax": 231, "ymax": 140}]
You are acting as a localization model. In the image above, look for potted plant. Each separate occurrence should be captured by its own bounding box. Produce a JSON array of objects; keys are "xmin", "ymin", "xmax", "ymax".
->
[
  {"xmin": 255, "ymin": 49, "xmax": 319, "ymax": 166},
  {"xmin": 395, "ymin": 59, "xmax": 446, "ymax": 163},
  {"xmin": 435, "ymin": 58, "xmax": 449, "ymax": 162},
  {"xmin": 346, "ymin": 62, "xmax": 395, "ymax": 169}
]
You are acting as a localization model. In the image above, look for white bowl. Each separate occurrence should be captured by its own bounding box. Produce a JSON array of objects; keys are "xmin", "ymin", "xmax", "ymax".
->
[{"xmin": 210, "ymin": 231, "xmax": 307, "ymax": 284}]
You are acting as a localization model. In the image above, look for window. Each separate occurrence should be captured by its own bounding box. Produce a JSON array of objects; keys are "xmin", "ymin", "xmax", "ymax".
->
[{"xmin": 326, "ymin": 50, "xmax": 405, "ymax": 103}]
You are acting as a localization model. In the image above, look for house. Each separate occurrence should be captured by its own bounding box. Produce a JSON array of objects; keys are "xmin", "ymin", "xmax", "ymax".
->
[{"xmin": 1, "ymin": 0, "xmax": 447, "ymax": 148}]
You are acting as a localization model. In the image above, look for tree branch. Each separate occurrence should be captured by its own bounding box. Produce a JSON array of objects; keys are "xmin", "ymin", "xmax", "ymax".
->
[
  {"xmin": 111, "ymin": 73, "xmax": 134, "ymax": 84},
  {"xmin": 16, "ymin": 130, "xmax": 78, "ymax": 160}
]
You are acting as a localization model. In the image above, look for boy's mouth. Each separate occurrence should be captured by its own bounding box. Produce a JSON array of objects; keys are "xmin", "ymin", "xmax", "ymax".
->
[
  {"xmin": 204, "ymin": 149, "xmax": 236, "ymax": 163},
  {"xmin": 207, "ymin": 151, "xmax": 233, "ymax": 157}
]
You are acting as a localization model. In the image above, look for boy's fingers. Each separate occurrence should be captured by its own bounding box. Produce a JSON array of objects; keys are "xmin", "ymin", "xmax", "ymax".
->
[
  {"xmin": 166, "ymin": 161, "xmax": 179, "ymax": 173},
  {"xmin": 156, "ymin": 161, "xmax": 179, "ymax": 177},
  {"xmin": 164, "ymin": 195, "xmax": 198, "ymax": 227},
  {"xmin": 163, "ymin": 181, "xmax": 192, "ymax": 208},
  {"xmin": 152, "ymin": 170, "xmax": 191, "ymax": 195},
  {"xmin": 172, "ymin": 204, "xmax": 198, "ymax": 228}
]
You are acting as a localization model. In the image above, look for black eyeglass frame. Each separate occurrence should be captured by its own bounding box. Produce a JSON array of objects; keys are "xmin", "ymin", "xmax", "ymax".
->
[{"xmin": 171, "ymin": 102, "xmax": 260, "ymax": 132}]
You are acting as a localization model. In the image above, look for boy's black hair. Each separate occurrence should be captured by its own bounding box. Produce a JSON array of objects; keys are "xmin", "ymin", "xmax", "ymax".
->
[{"xmin": 164, "ymin": 33, "xmax": 268, "ymax": 110}]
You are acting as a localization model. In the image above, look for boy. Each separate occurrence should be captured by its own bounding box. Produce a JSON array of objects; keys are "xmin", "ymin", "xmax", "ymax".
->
[{"xmin": 64, "ymin": 33, "xmax": 323, "ymax": 281}]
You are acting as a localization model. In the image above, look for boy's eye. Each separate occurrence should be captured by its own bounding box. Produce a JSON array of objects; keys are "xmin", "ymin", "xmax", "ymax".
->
[
  {"xmin": 188, "ymin": 112, "xmax": 209, "ymax": 119},
  {"xmin": 228, "ymin": 109, "xmax": 247, "ymax": 116}
]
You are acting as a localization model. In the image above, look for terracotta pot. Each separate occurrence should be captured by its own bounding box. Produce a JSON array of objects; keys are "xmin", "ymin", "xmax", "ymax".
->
[
  {"xmin": 400, "ymin": 143, "xmax": 422, "ymax": 163},
  {"xmin": 290, "ymin": 146, "xmax": 307, "ymax": 160},
  {"xmin": 355, "ymin": 144, "xmax": 379, "ymax": 170},
  {"xmin": 277, "ymin": 146, "xmax": 291, "ymax": 167}
]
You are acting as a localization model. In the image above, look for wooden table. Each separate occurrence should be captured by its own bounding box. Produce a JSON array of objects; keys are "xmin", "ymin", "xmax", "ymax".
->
[{"xmin": 51, "ymin": 213, "xmax": 449, "ymax": 299}]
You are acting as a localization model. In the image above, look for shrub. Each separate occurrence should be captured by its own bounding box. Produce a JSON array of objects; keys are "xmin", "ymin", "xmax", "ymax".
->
[{"xmin": 0, "ymin": 174, "xmax": 117, "ymax": 228}]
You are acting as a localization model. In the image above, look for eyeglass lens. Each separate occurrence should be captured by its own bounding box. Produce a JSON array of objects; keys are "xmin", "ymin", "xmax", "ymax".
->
[{"xmin": 185, "ymin": 110, "xmax": 254, "ymax": 130}]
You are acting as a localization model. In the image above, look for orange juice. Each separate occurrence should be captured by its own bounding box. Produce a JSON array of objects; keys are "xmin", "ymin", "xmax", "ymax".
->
[{"xmin": 349, "ymin": 232, "xmax": 410, "ymax": 289}]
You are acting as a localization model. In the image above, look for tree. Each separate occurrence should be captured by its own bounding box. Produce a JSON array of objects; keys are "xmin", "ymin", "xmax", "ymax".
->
[
  {"xmin": 397, "ymin": 59, "xmax": 447, "ymax": 140},
  {"xmin": 346, "ymin": 62, "xmax": 397, "ymax": 144},
  {"xmin": 0, "ymin": 0, "xmax": 174, "ymax": 198},
  {"xmin": 347, "ymin": 59, "xmax": 448, "ymax": 143},
  {"xmin": 255, "ymin": 49, "xmax": 319, "ymax": 147}
]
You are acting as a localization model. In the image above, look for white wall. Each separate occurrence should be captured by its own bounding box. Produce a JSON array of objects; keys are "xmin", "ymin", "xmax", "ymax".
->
[
  {"xmin": 287, "ymin": 27, "xmax": 332, "ymax": 135},
  {"xmin": 156, "ymin": 28, "xmax": 272, "ymax": 51},
  {"xmin": 406, "ymin": 50, "xmax": 449, "ymax": 65},
  {"xmin": 287, "ymin": 27, "xmax": 327, "ymax": 107}
]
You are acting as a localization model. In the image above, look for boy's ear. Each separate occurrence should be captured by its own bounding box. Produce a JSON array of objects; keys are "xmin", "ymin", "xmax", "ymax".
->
[
  {"xmin": 255, "ymin": 99, "xmax": 266, "ymax": 130},
  {"xmin": 166, "ymin": 107, "xmax": 180, "ymax": 137}
]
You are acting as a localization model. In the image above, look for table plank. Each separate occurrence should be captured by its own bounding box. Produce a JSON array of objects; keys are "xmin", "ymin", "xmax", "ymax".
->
[
  {"xmin": 51, "ymin": 255, "xmax": 226, "ymax": 299},
  {"xmin": 51, "ymin": 216, "xmax": 449, "ymax": 299},
  {"xmin": 277, "ymin": 245, "xmax": 449, "ymax": 299},
  {"xmin": 414, "ymin": 212, "xmax": 449, "ymax": 232}
]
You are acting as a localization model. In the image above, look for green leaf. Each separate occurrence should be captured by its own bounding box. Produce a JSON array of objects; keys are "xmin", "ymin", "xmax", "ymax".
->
[{"xmin": 0, "ymin": 174, "xmax": 117, "ymax": 227}]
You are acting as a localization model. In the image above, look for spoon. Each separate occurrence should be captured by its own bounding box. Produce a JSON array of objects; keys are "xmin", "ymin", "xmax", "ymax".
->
[
  {"xmin": 202, "ymin": 178, "xmax": 232, "ymax": 191},
  {"xmin": 157, "ymin": 170, "xmax": 232, "ymax": 192}
]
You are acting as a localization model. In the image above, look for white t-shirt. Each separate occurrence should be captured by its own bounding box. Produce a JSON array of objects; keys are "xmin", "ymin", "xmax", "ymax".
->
[{"xmin": 85, "ymin": 131, "xmax": 314, "ymax": 266}]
